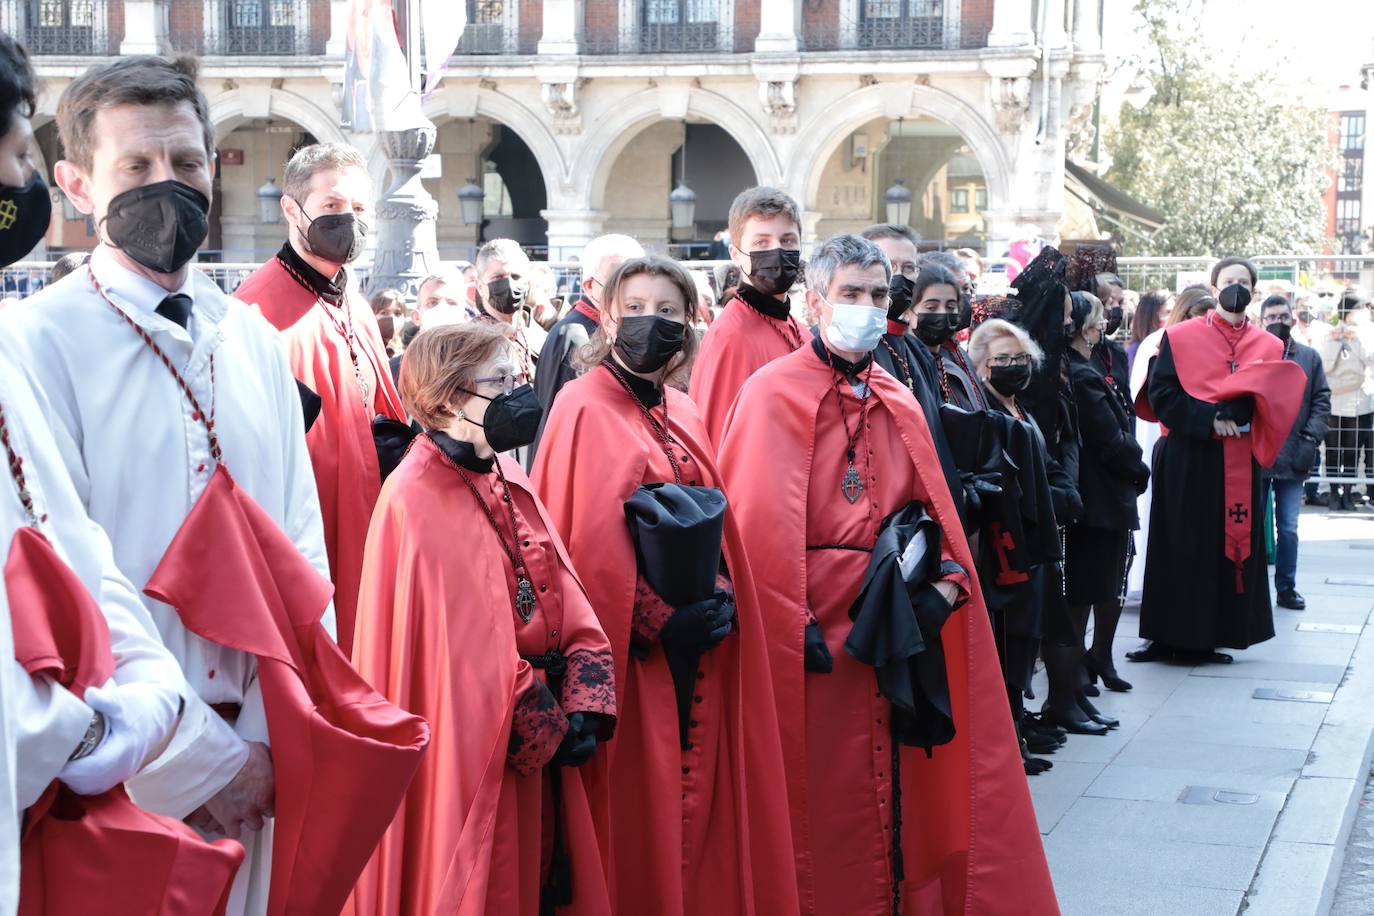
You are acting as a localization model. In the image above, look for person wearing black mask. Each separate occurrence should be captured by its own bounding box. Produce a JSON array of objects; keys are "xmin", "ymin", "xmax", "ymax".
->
[
  {"xmin": 1064, "ymin": 292, "xmax": 1150, "ymax": 705},
  {"xmin": 690, "ymin": 185, "xmax": 806, "ymax": 446},
  {"xmin": 909, "ymin": 263, "xmax": 986, "ymax": 411},
  {"xmin": 1259, "ymin": 296, "xmax": 1329, "ymax": 608},
  {"xmin": 532, "ymin": 255, "xmax": 799, "ymax": 913},
  {"xmin": 234, "ymin": 142, "xmax": 409, "ymax": 659},
  {"xmin": 8, "ymin": 54, "xmax": 358, "ymax": 912}
]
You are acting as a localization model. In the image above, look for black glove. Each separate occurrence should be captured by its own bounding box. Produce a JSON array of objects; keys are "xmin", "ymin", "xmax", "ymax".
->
[
  {"xmin": 803, "ymin": 618, "xmax": 833, "ymax": 673},
  {"xmin": 552, "ymin": 712, "xmax": 600, "ymax": 767},
  {"xmin": 1218, "ymin": 396, "xmax": 1255, "ymax": 427},
  {"xmin": 960, "ymin": 470, "xmax": 1003, "ymax": 516},
  {"xmin": 1292, "ymin": 437, "xmax": 1318, "ymax": 476},
  {"xmin": 1133, "ymin": 460, "xmax": 1151, "ymax": 495},
  {"xmin": 660, "ymin": 592, "xmax": 735, "ymax": 653}
]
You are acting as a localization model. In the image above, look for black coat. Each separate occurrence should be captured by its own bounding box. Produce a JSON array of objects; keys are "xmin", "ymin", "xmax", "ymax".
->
[
  {"xmin": 528, "ymin": 307, "xmax": 598, "ymax": 465},
  {"xmin": 1264, "ymin": 339, "xmax": 1331, "ymax": 480},
  {"xmin": 1067, "ymin": 348, "xmax": 1149, "ymax": 530}
]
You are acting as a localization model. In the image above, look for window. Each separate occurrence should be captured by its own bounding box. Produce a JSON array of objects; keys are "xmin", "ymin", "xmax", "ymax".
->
[
  {"xmin": 1340, "ymin": 113, "xmax": 1366, "ymax": 151},
  {"xmin": 457, "ymin": 0, "xmax": 508, "ymax": 53},
  {"xmin": 28, "ymin": 0, "xmax": 99, "ymax": 53},
  {"xmin": 974, "ymin": 188, "xmax": 987, "ymax": 210},
  {"xmin": 646, "ymin": 0, "xmax": 717, "ymax": 23},
  {"xmin": 858, "ymin": 0, "xmax": 945, "ymax": 49},
  {"xmin": 640, "ymin": 0, "xmax": 720, "ymax": 52},
  {"xmin": 951, "ymin": 189, "xmax": 969, "ymax": 212}
]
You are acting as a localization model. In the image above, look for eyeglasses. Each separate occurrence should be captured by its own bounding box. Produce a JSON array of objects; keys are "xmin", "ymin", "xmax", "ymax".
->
[
  {"xmin": 470, "ymin": 372, "xmax": 529, "ymax": 395},
  {"xmin": 988, "ymin": 353, "xmax": 1032, "ymax": 367}
]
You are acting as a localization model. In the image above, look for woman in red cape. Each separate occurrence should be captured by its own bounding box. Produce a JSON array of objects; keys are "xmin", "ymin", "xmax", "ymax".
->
[
  {"xmin": 717, "ymin": 287, "xmax": 1057, "ymax": 913},
  {"xmin": 531, "ymin": 256, "xmax": 798, "ymax": 916},
  {"xmin": 350, "ymin": 323, "xmax": 617, "ymax": 916}
]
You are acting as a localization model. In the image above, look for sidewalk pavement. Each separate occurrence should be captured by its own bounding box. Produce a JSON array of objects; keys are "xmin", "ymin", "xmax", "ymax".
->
[{"xmin": 1031, "ymin": 506, "xmax": 1374, "ymax": 916}]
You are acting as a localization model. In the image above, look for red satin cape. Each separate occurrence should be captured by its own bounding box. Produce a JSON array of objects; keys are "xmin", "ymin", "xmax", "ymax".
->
[
  {"xmin": 531, "ymin": 366, "xmax": 799, "ymax": 916},
  {"xmin": 688, "ymin": 295, "xmax": 805, "ymax": 447},
  {"xmin": 348, "ymin": 438, "xmax": 615, "ymax": 916},
  {"xmin": 235, "ymin": 257, "xmax": 407, "ymax": 656},
  {"xmin": 9, "ymin": 526, "xmax": 243, "ymax": 915},
  {"xmin": 142, "ymin": 466, "xmax": 429, "ymax": 916},
  {"xmin": 716, "ymin": 347, "xmax": 1058, "ymax": 916}
]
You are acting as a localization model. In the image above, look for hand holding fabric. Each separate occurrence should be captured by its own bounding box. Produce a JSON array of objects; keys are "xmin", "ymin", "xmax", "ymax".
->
[
  {"xmin": 660, "ymin": 591, "xmax": 735, "ymax": 653},
  {"xmin": 203, "ymin": 740, "xmax": 274, "ymax": 839},
  {"xmin": 552, "ymin": 712, "xmax": 602, "ymax": 767},
  {"xmin": 959, "ymin": 470, "xmax": 1003, "ymax": 516},
  {"xmin": 58, "ymin": 681, "xmax": 182, "ymax": 796}
]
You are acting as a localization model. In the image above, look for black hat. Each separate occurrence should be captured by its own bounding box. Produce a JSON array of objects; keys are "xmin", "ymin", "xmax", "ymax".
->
[{"xmin": 624, "ymin": 483, "xmax": 727, "ymax": 606}]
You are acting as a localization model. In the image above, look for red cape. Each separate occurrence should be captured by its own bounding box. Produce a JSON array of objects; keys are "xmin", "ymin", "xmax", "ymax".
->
[
  {"xmin": 1136, "ymin": 316, "xmax": 1304, "ymax": 585},
  {"xmin": 717, "ymin": 347, "xmax": 1058, "ymax": 915},
  {"xmin": 531, "ymin": 366, "xmax": 799, "ymax": 915},
  {"xmin": 235, "ymin": 256, "xmax": 407, "ymax": 657},
  {"xmin": 143, "ymin": 466, "xmax": 429, "ymax": 916},
  {"xmin": 688, "ymin": 296, "xmax": 805, "ymax": 447},
  {"xmin": 349, "ymin": 437, "xmax": 616, "ymax": 916},
  {"xmin": 9, "ymin": 526, "xmax": 243, "ymax": 915}
]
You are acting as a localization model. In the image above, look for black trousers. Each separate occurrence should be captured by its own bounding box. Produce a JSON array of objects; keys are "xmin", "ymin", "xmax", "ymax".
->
[{"xmin": 1325, "ymin": 412, "xmax": 1374, "ymax": 495}]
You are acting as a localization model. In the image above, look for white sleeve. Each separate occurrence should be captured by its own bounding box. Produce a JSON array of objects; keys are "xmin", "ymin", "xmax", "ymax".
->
[{"xmin": 11, "ymin": 668, "xmax": 91, "ymax": 809}]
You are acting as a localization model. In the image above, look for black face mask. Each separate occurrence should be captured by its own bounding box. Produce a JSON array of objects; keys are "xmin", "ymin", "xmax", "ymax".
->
[
  {"xmin": 102, "ymin": 180, "xmax": 209, "ymax": 274},
  {"xmin": 1266, "ymin": 321, "xmax": 1292, "ymax": 342},
  {"xmin": 1218, "ymin": 284, "xmax": 1251, "ymax": 314},
  {"xmin": 887, "ymin": 274, "xmax": 914, "ymax": 322},
  {"xmin": 461, "ymin": 383, "xmax": 542, "ymax": 453},
  {"xmin": 297, "ymin": 205, "xmax": 366, "ymax": 264},
  {"xmin": 914, "ymin": 312, "xmax": 959, "ymax": 347},
  {"xmin": 484, "ymin": 277, "xmax": 525, "ymax": 316},
  {"xmin": 1105, "ymin": 305, "xmax": 1124, "ymax": 335},
  {"xmin": 614, "ymin": 315, "xmax": 687, "ymax": 374},
  {"xmin": 988, "ymin": 364, "xmax": 1032, "ymax": 397},
  {"xmin": 0, "ymin": 172, "xmax": 52, "ymax": 269},
  {"xmin": 746, "ymin": 248, "xmax": 802, "ymax": 297}
]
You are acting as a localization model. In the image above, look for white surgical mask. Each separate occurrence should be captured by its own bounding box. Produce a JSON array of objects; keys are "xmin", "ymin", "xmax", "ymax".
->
[{"xmin": 822, "ymin": 297, "xmax": 887, "ymax": 353}]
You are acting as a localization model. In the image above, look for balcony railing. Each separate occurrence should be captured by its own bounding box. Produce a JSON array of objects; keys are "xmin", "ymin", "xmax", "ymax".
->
[
  {"xmin": 452, "ymin": 0, "xmax": 523, "ymax": 54},
  {"xmin": 802, "ymin": 0, "xmax": 991, "ymax": 52},
  {"xmin": 582, "ymin": 0, "xmax": 736, "ymax": 55},
  {"xmin": 166, "ymin": 0, "xmax": 322, "ymax": 56},
  {"xmin": 0, "ymin": 0, "xmax": 119, "ymax": 55}
]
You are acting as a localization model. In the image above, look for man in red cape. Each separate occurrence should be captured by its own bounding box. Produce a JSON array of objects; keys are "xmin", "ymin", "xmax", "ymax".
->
[
  {"xmin": 1131, "ymin": 258, "xmax": 1304, "ymax": 663},
  {"xmin": 719, "ymin": 235, "xmax": 1056, "ymax": 915},
  {"xmin": 234, "ymin": 143, "xmax": 407, "ymax": 656},
  {"xmin": 689, "ymin": 186, "xmax": 807, "ymax": 446}
]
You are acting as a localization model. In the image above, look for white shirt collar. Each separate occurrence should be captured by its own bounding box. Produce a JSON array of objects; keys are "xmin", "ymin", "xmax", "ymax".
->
[{"xmin": 89, "ymin": 244, "xmax": 195, "ymax": 316}]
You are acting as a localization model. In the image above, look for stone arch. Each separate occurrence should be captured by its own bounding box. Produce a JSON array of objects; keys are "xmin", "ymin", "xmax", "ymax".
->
[
  {"xmin": 788, "ymin": 83, "xmax": 1012, "ymax": 220},
  {"xmin": 209, "ymin": 87, "xmax": 347, "ymax": 147},
  {"xmin": 423, "ymin": 87, "xmax": 564, "ymax": 206},
  {"xmin": 570, "ymin": 88, "xmax": 783, "ymax": 212}
]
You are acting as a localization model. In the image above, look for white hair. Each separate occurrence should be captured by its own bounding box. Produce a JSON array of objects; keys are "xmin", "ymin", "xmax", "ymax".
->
[
  {"xmin": 580, "ymin": 234, "xmax": 645, "ymax": 283},
  {"xmin": 475, "ymin": 238, "xmax": 530, "ymax": 274},
  {"xmin": 968, "ymin": 318, "xmax": 1045, "ymax": 371}
]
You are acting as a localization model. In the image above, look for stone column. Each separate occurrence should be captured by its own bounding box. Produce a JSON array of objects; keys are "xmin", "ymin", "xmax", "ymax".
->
[
  {"xmin": 986, "ymin": 0, "xmax": 1035, "ymax": 48},
  {"xmin": 326, "ymin": 0, "xmax": 349, "ymax": 56},
  {"xmin": 366, "ymin": 125, "xmax": 443, "ymax": 297},
  {"xmin": 754, "ymin": 0, "xmax": 799, "ymax": 53},
  {"xmin": 1071, "ymin": 0, "xmax": 1101, "ymax": 52},
  {"xmin": 538, "ymin": 0, "xmax": 582, "ymax": 55},
  {"xmin": 120, "ymin": 0, "xmax": 161, "ymax": 54},
  {"xmin": 541, "ymin": 209, "xmax": 609, "ymax": 262}
]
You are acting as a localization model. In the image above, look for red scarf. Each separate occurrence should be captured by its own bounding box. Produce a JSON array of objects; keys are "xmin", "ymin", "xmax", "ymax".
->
[{"xmin": 573, "ymin": 300, "xmax": 601, "ymax": 323}]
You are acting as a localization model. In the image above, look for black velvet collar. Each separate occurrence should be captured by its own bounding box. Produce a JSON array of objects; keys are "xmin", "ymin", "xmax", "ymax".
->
[
  {"xmin": 737, "ymin": 283, "xmax": 792, "ymax": 321},
  {"xmin": 810, "ymin": 332, "xmax": 872, "ymax": 379},
  {"xmin": 429, "ymin": 430, "xmax": 495, "ymax": 474},
  {"xmin": 277, "ymin": 242, "xmax": 344, "ymax": 306}
]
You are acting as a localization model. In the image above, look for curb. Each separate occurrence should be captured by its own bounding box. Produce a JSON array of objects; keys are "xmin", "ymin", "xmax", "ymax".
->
[{"xmin": 1243, "ymin": 605, "xmax": 1374, "ymax": 915}]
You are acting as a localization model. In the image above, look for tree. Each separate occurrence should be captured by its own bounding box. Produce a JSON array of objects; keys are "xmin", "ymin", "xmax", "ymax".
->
[{"xmin": 1104, "ymin": 0, "xmax": 1335, "ymax": 256}]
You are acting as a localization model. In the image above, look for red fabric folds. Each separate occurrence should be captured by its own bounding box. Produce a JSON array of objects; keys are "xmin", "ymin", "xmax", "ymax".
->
[
  {"xmin": 9, "ymin": 526, "xmax": 243, "ymax": 915},
  {"xmin": 142, "ymin": 466, "xmax": 429, "ymax": 916},
  {"xmin": 236, "ymin": 257, "xmax": 408, "ymax": 657}
]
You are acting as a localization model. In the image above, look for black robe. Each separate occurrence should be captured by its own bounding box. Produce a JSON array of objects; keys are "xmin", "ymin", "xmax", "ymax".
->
[
  {"xmin": 873, "ymin": 330, "xmax": 967, "ymax": 528},
  {"xmin": 529, "ymin": 307, "xmax": 599, "ymax": 465},
  {"xmin": 1140, "ymin": 336, "xmax": 1274, "ymax": 651}
]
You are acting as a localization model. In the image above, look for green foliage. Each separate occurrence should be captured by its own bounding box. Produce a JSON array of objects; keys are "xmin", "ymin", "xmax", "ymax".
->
[{"xmin": 1104, "ymin": 0, "xmax": 1335, "ymax": 256}]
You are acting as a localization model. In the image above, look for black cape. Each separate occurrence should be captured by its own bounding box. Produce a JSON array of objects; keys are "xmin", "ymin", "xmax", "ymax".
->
[
  {"xmin": 1139, "ymin": 336, "xmax": 1274, "ymax": 651},
  {"xmin": 529, "ymin": 307, "xmax": 598, "ymax": 465}
]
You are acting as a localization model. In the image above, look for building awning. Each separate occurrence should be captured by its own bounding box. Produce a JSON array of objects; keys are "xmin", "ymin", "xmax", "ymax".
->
[{"xmin": 1064, "ymin": 160, "xmax": 1167, "ymax": 232}]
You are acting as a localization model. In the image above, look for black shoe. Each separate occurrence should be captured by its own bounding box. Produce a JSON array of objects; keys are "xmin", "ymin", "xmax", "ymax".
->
[
  {"xmin": 1021, "ymin": 742, "xmax": 1054, "ymax": 775},
  {"xmin": 1085, "ymin": 653, "xmax": 1134, "ymax": 692},
  {"xmin": 1277, "ymin": 589, "xmax": 1306, "ymax": 611},
  {"xmin": 1307, "ymin": 492, "xmax": 1329, "ymax": 507},
  {"xmin": 1083, "ymin": 682, "xmax": 1101, "ymax": 697},
  {"xmin": 1126, "ymin": 641, "xmax": 1175, "ymax": 663},
  {"xmin": 1040, "ymin": 704, "xmax": 1110, "ymax": 736},
  {"xmin": 1022, "ymin": 712, "xmax": 1067, "ymax": 742},
  {"xmin": 1024, "ymin": 731, "xmax": 1063, "ymax": 754},
  {"xmin": 1075, "ymin": 689, "xmax": 1120, "ymax": 729}
]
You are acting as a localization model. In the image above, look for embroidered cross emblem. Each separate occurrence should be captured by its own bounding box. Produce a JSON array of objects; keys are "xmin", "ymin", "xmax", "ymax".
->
[{"xmin": 1229, "ymin": 503, "xmax": 1248, "ymax": 524}]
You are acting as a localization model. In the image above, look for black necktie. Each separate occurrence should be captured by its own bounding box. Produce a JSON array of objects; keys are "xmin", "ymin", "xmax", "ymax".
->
[{"xmin": 156, "ymin": 293, "xmax": 193, "ymax": 329}]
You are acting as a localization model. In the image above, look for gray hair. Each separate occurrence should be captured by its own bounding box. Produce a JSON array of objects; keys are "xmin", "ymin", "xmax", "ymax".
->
[
  {"xmin": 918, "ymin": 250, "xmax": 966, "ymax": 277},
  {"xmin": 580, "ymin": 234, "xmax": 644, "ymax": 283},
  {"xmin": 283, "ymin": 142, "xmax": 368, "ymax": 203},
  {"xmin": 475, "ymin": 238, "xmax": 529, "ymax": 274},
  {"xmin": 805, "ymin": 234, "xmax": 891, "ymax": 299}
]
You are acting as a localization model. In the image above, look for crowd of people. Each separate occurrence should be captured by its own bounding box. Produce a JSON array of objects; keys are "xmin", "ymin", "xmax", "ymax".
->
[{"xmin": 0, "ymin": 39, "xmax": 1344, "ymax": 916}]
